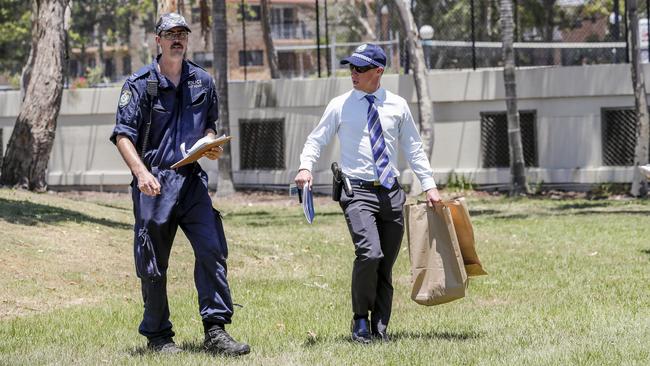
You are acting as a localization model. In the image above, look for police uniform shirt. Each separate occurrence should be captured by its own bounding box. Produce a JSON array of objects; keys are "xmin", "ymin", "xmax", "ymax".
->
[
  {"xmin": 299, "ymin": 87, "xmax": 437, "ymax": 191},
  {"xmin": 111, "ymin": 56, "xmax": 218, "ymax": 170}
]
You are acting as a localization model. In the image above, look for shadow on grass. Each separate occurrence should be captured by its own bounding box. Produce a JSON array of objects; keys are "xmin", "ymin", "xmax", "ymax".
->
[
  {"xmin": 641, "ymin": 249, "xmax": 650, "ymax": 257},
  {"xmin": 388, "ymin": 329, "xmax": 481, "ymax": 342},
  {"xmin": 94, "ymin": 202, "xmax": 131, "ymax": 212},
  {"xmin": 470, "ymin": 204, "xmax": 650, "ymax": 221},
  {"xmin": 326, "ymin": 329, "xmax": 481, "ymax": 345},
  {"xmin": 556, "ymin": 202, "xmax": 610, "ymax": 210},
  {"xmin": 227, "ymin": 210, "xmax": 273, "ymax": 217},
  {"xmin": 469, "ymin": 209, "xmax": 501, "ymax": 217},
  {"xmin": 0, "ymin": 197, "xmax": 132, "ymax": 230},
  {"xmin": 233, "ymin": 212, "xmax": 342, "ymax": 228},
  {"xmin": 128, "ymin": 341, "xmax": 243, "ymax": 357}
]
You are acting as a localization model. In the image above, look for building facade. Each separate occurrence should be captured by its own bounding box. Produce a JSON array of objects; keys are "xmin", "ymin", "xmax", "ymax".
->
[{"xmin": 66, "ymin": 0, "xmax": 319, "ymax": 83}]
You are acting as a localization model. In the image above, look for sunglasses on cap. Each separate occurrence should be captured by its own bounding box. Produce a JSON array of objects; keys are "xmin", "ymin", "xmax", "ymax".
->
[{"xmin": 349, "ymin": 64, "xmax": 378, "ymax": 73}]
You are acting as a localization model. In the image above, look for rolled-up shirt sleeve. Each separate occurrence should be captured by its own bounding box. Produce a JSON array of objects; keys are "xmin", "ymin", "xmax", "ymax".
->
[
  {"xmin": 399, "ymin": 101, "xmax": 437, "ymax": 191},
  {"xmin": 206, "ymin": 77, "xmax": 218, "ymax": 133},
  {"xmin": 110, "ymin": 82, "xmax": 143, "ymax": 146},
  {"xmin": 298, "ymin": 100, "xmax": 339, "ymax": 172}
]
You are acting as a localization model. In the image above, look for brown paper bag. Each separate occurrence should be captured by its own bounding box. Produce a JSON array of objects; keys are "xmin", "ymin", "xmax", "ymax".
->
[
  {"xmin": 446, "ymin": 197, "xmax": 488, "ymax": 277},
  {"xmin": 405, "ymin": 202, "xmax": 468, "ymax": 306}
]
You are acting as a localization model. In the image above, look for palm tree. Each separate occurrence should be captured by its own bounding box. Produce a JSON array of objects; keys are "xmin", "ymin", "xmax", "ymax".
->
[
  {"xmin": 628, "ymin": 0, "xmax": 649, "ymax": 197},
  {"xmin": 212, "ymin": 0, "xmax": 235, "ymax": 195},
  {"xmin": 1, "ymin": 0, "xmax": 70, "ymax": 191},
  {"xmin": 499, "ymin": 0, "xmax": 528, "ymax": 195}
]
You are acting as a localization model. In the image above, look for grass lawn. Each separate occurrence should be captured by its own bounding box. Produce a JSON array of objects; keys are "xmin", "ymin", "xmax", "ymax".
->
[{"xmin": 0, "ymin": 188, "xmax": 649, "ymax": 365}]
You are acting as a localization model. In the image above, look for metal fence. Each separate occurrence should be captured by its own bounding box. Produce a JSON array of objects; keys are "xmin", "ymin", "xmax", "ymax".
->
[{"xmin": 233, "ymin": 0, "xmax": 650, "ymax": 80}]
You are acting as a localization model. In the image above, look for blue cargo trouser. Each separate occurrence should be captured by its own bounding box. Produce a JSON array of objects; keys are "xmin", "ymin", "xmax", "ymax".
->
[{"xmin": 131, "ymin": 164, "xmax": 233, "ymax": 342}]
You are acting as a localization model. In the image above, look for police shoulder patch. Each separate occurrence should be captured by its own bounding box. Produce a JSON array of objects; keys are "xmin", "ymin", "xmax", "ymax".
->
[{"xmin": 119, "ymin": 89, "xmax": 132, "ymax": 108}]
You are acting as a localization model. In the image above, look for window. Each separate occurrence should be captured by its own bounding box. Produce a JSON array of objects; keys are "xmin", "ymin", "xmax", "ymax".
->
[
  {"xmin": 191, "ymin": 7, "xmax": 201, "ymax": 23},
  {"xmin": 239, "ymin": 119, "xmax": 285, "ymax": 170},
  {"xmin": 480, "ymin": 111, "xmax": 538, "ymax": 168},
  {"xmin": 68, "ymin": 59, "xmax": 80, "ymax": 77},
  {"xmin": 238, "ymin": 4, "xmax": 261, "ymax": 21},
  {"xmin": 193, "ymin": 52, "xmax": 213, "ymax": 69},
  {"xmin": 239, "ymin": 50, "xmax": 264, "ymax": 66},
  {"xmin": 602, "ymin": 108, "xmax": 637, "ymax": 166},
  {"xmin": 104, "ymin": 58, "xmax": 115, "ymax": 80},
  {"xmin": 122, "ymin": 56, "xmax": 131, "ymax": 76},
  {"xmin": 271, "ymin": 7, "xmax": 309, "ymax": 39}
]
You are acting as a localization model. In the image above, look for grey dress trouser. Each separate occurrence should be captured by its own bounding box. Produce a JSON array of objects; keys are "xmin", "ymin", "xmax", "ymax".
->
[{"xmin": 339, "ymin": 182, "xmax": 406, "ymax": 334}]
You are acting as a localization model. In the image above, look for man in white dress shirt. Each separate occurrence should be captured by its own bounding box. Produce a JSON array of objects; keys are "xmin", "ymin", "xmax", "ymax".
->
[{"xmin": 294, "ymin": 44, "xmax": 442, "ymax": 343}]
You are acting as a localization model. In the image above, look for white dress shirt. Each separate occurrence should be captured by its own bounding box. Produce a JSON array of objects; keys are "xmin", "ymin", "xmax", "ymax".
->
[{"xmin": 299, "ymin": 87, "xmax": 436, "ymax": 191}]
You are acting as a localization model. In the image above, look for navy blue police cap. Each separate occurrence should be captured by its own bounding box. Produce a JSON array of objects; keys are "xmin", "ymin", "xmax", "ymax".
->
[
  {"xmin": 155, "ymin": 12, "xmax": 192, "ymax": 35},
  {"xmin": 340, "ymin": 44, "xmax": 387, "ymax": 68}
]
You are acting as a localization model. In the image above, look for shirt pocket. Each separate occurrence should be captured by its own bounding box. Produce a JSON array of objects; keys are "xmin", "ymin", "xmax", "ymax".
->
[
  {"xmin": 191, "ymin": 90, "xmax": 207, "ymax": 110},
  {"xmin": 151, "ymin": 101, "xmax": 170, "ymax": 119}
]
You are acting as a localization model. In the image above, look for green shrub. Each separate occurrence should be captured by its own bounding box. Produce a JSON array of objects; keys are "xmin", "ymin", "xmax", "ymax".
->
[{"xmin": 445, "ymin": 171, "xmax": 474, "ymax": 192}]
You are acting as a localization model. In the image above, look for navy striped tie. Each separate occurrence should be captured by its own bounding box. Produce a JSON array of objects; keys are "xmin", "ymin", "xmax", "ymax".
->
[{"xmin": 365, "ymin": 95, "xmax": 395, "ymax": 189}]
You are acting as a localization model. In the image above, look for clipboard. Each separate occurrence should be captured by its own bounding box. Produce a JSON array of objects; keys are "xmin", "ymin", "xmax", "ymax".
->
[{"xmin": 171, "ymin": 135, "xmax": 232, "ymax": 169}]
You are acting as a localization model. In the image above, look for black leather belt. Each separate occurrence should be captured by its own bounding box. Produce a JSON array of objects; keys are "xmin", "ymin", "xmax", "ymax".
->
[{"xmin": 348, "ymin": 179, "xmax": 398, "ymax": 189}]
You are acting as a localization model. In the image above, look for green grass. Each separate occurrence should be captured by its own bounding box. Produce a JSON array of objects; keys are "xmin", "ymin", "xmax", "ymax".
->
[{"xmin": 1, "ymin": 189, "xmax": 650, "ymax": 365}]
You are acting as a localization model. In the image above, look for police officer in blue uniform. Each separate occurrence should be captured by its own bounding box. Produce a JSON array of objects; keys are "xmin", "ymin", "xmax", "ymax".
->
[{"xmin": 110, "ymin": 13, "xmax": 249, "ymax": 356}]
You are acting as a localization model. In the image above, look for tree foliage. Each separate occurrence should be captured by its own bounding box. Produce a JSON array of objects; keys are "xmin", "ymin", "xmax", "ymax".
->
[{"xmin": 0, "ymin": 0, "xmax": 31, "ymax": 75}]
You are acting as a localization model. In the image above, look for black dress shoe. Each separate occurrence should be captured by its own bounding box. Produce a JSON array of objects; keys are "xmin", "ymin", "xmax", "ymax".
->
[{"xmin": 351, "ymin": 318, "xmax": 371, "ymax": 344}]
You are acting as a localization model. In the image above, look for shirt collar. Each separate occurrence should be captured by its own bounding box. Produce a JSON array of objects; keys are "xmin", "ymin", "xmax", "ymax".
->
[
  {"xmin": 151, "ymin": 55, "xmax": 194, "ymax": 89},
  {"xmin": 353, "ymin": 87, "xmax": 386, "ymax": 103}
]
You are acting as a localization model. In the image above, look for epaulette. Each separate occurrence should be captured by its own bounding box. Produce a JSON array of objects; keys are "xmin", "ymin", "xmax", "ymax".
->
[
  {"xmin": 187, "ymin": 59, "xmax": 207, "ymax": 72},
  {"xmin": 127, "ymin": 65, "xmax": 152, "ymax": 82}
]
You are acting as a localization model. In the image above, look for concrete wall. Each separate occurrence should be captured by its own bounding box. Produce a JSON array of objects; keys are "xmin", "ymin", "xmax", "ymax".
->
[{"xmin": 0, "ymin": 63, "xmax": 642, "ymax": 190}]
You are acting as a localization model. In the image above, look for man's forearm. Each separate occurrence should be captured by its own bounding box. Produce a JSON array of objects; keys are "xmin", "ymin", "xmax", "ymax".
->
[{"xmin": 116, "ymin": 135, "xmax": 148, "ymax": 177}]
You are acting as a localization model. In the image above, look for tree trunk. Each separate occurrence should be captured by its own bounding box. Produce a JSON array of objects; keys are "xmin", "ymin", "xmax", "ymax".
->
[
  {"xmin": 212, "ymin": 0, "xmax": 235, "ymax": 195},
  {"xmin": 1, "ymin": 0, "xmax": 70, "ymax": 191},
  {"xmin": 20, "ymin": 5, "xmax": 39, "ymax": 102},
  {"xmin": 391, "ymin": 0, "xmax": 434, "ymax": 195},
  {"xmin": 158, "ymin": 0, "xmax": 179, "ymax": 14},
  {"xmin": 260, "ymin": 0, "xmax": 280, "ymax": 79},
  {"xmin": 499, "ymin": 0, "xmax": 528, "ymax": 195},
  {"xmin": 392, "ymin": 0, "xmax": 434, "ymax": 158},
  {"xmin": 199, "ymin": 0, "xmax": 211, "ymax": 48},
  {"xmin": 629, "ymin": 0, "xmax": 650, "ymax": 197}
]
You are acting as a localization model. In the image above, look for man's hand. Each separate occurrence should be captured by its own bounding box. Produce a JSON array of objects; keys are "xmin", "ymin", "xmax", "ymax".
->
[
  {"xmin": 115, "ymin": 135, "xmax": 160, "ymax": 197},
  {"xmin": 294, "ymin": 169, "xmax": 312, "ymax": 189},
  {"xmin": 203, "ymin": 145, "xmax": 223, "ymax": 160},
  {"xmin": 136, "ymin": 169, "xmax": 161, "ymax": 197},
  {"xmin": 425, "ymin": 188, "xmax": 442, "ymax": 207}
]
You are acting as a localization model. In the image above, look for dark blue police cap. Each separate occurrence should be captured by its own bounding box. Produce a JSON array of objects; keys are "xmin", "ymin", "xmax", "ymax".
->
[
  {"xmin": 340, "ymin": 44, "xmax": 386, "ymax": 68},
  {"xmin": 155, "ymin": 12, "xmax": 192, "ymax": 35}
]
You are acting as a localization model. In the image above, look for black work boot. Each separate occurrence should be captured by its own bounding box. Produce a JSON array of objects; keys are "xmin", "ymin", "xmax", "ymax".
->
[
  {"xmin": 204, "ymin": 327, "xmax": 250, "ymax": 356},
  {"xmin": 351, "ymin": 317, "xmax": 372, "ymax": 344},
  {"xmin": 147, "ymin": 337, "xmax": 183, "ymax": 354}
]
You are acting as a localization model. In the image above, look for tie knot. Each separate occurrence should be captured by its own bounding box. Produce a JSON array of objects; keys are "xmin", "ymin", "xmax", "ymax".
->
[{"xmin": 364, "ymin": 95, "xmax": 375, "ymax": 104}]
